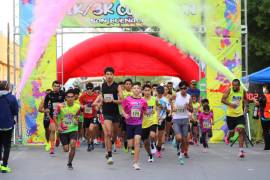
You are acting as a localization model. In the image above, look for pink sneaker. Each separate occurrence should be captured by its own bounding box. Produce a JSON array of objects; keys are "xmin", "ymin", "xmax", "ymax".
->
[
  {"xmin": 156, "ymin": 151, "xmax": 162, "ymax": 158},
  {"xmin": 238, "ymin": 150, "xmax": 245, "ymax": 158},
  {"xmin": 224, "ymin": 136, "xmax": 229, "ymax": 145},
  {"xmin": 76, "ymin": 141, "xmax": 81, "ymax": 148}
]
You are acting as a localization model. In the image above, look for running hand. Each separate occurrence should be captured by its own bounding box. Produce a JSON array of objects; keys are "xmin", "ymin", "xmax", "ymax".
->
[{"xmin": 123, "ymin": 112, "xmax": 130, "ymax": 119}]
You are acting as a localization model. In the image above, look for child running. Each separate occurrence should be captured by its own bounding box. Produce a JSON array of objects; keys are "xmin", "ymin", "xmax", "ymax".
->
[
  {"xmin": 122, "ymin": 82, "xmax": 148, "ymax": 170},
  {"xmin": 198, "ymin": 104, "xmax": 214, "ymax": 152}
]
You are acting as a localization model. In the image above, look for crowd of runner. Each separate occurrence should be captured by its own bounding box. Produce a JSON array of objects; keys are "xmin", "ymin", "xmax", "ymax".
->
[{"xmin": 34, "ymin": 67, "xmax": 249, "ymax": 171}]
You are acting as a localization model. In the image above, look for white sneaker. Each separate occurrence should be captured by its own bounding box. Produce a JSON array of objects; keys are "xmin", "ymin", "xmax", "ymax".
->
[
  {"xmin": 133, "ymin": 163, "xmax": 140, "ymax": 170},
  {"xmin": 161, "ymin": 144, "xmax": 165, "ymax": 151},
  {"xmin": 94, "ymin": 139, "xmax": 98, "ymax": 145},
  {"xmin": 148, "ymin": 156, "xmax": 154, "ymax": 163},
  {"xmin": 202, "ymin": 148, "xmax": 207, "ymax": 153},
  {"xmin": 151, "ymin": 145, "xmax": 157, "ymax": 154},
  {"xmin": 107, "ymin": 157, "xmax": 114, "ymax": 165}
]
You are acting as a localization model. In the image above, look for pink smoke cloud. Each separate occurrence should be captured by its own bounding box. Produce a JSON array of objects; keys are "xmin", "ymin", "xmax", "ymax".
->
[{"xmin": 17, "ymin": 0, "xmax": 113, "ymax": 98}]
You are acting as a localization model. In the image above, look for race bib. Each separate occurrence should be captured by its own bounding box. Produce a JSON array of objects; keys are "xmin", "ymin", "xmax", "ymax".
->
[
  {"xmin": 176, "ymin": 106, "xmax": 185, "ymax": 113},
  {"xmin": 63, "ymin": 114, "xmax": 73, "ymax": 125},
  {"xmin": 203, "ymin": 121, "xmax": 211, "ymax": 129},
  {"xmin": 52, "ymin": 103, "xmax": 59, "ymax": 110},
  {"xmin": 104, "ymin": 94, "xmax": 114, "ymax": 101},
  {"xmin": 131, "ymin": 109, "xmax": 141, "ymax": 118},
  {"xmin": 84, "ymin": 106, "xmax": 92, "ymax": 114},
  {"xmin": 146, "ymin": 107, "xmax": 153, "ymax": 117}
]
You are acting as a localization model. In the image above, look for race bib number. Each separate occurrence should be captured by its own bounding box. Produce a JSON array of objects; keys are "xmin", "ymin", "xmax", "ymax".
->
[
  {"xmin": 63, "ymin": 114, "xmax": 73, "ymax": 125},
  {"xmin": 53, "ymin": 103, "xmax": 59, "ymax": 110},
  {"xmin": 146, "ymin": 107, "xmax": 153, "ymax": 117},
  {"xmin": 203, "ymin": 121, "xmax": 211, "ymax": 129},
  {"xmin": 176, "ymin": 106, "xmax": 185, "ymax": 113},
  {"xmin": 131, "ymin": 109, "xmax": 141, "ymax": 118},
  {"xmin": 104, "ymin": 94, "xmax": 114, "ymax": 101},
  {"xmin": 84, "ymin": 106, "xmax": 92, "ymax": 114}
]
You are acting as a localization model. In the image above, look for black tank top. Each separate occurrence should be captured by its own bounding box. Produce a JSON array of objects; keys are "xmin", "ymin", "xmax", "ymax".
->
[{"xmin": 102, "ymin": 82, "xmax": 120, "ymax": 115}]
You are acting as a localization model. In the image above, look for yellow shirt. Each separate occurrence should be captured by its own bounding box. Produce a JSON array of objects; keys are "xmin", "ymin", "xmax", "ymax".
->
[
  {"xmin": 142, "ymin": 96, "xmax": 158, "ymax": 128},
  {"xmin": 119, "ymin": 90, "xmax": 133, "ymax": 115},
  {"xmin": 227, "ymin": 87, "xmax": 244, "ymax": 117}
]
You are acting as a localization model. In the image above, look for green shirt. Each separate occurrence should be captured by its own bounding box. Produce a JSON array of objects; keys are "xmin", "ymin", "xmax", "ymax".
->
[{"xmin": 57, "ymin": 103, "xmax": 81, "ymax": 133}]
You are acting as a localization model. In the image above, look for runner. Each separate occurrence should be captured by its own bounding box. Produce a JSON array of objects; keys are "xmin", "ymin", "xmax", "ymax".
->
[
  {"xmin": 171, "ymin": 81, "xmax": 193, "ymax": 165},
  {"xmin": 164, "ymin": 85, "xmax": 173, "ymax": 143},
  {"xmin": 141, "ymin": 84, "xmax": 158, "ymax": 163},
  {"xmin": 100, "ymin": 67, "xmax": 123, "ymax": 165},
  {"xmin": 38, "ymin": 89, "xmax": 52, "ymax": 151},
  {"xmin": 54, "ymin": 89, "xmax": 81, "ymax": 170},
  {"xmin": 122, "ymin": 82, "xmax": 148, "ymax": 170},
  {"xmin": 152, "ymin": 84, "xmax": 158, "ymax": 96},
  {"xmin": 120, "ymin": 79, "xmax": 133, "ymax": 153},
  {"xmin": 74, "ymin": 88, "xmax": 83, "ymax": 148},
  {"xmin": 198, "ymin": 104, "xmax": 214, "ymax": 152},
  {"xmin": 221, "ymin": 79, "xmax": 248, "ymax": 158},
  {"xmin": 156, "ymin": 86, "xmax": 170, "ymax": 158},
  {"xmin": 44, "ymin": 80, "xmax": 65, "ymax": 155},
  {"xmin": 190, "ymin": 95, "xmax": 201, "ymax": 145},
  {"xmin": 79, "ymin": 83, "xmax": 98, "ymax": 152}
]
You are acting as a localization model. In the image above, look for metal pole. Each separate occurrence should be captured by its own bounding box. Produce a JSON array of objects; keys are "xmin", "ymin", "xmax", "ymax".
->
[
  {"xmin": 7, "ymin": 23, "xmax": 11, "ymax": 84},
  {"xmin": 244, "ymin": 0, "xmax": 248, "ymax": 76},
  {"xmin": 61, "ymin": 27, "xmax": 64, "ymax": 87},
  {"xmin": 13, "ymin": 0, "xmax": 17, "ymax": 88}
]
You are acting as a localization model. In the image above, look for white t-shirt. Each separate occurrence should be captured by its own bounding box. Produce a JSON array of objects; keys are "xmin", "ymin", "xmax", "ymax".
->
[{"xmin": 173, "ymin": 92, "xmax": 191, "ymax": 119}]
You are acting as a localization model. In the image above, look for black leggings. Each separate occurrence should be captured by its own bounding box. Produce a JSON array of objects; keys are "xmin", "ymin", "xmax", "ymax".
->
[
  {"xmin": 0, "ymin": 129, "xmax": 13, "ymax": 167},
  {"xmin": 201, "ymin": 130, "xmax": 212, "ymax": 148},
  {"xmin": 261, "ymin": 120, "xmax": 270, "ymax": 150}
]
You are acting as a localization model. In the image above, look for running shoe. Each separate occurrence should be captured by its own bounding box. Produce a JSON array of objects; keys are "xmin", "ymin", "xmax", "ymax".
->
[
  {"xmin": 49, "ymin": 148, "xmax": 55, "ymax": 156},
  {"xmin": 132, "ymin": 163, "xmax": 140, "ymax": 170},
  {"xmin": 224, "ymin": 136, "xmax": 230, "ymax": 145},
  {"xmin": 184, "ymin": 152, "xmax": 190, "ymax": 158},
  {"xmin": 45, "ymin": 142, "xmax": 50, "ymax": 152},
  {"xmin": 131, "ymin": 150, "xmax": 135, "ymax": 156},
  {"xmin": 94, "ymin": 139, "xmax": 98, "ymax": 145},
  {"xmin": 76, "ymin": 141, "xmax": 81, "ymax": 148},
  {"xmin": 238, "ymin": 150, "xmax": 245, "ymax": 158},
  {"xmin": 55, "ymin": 138, "xmax": 60, "ymax": 147},
  {"xmin": 122, "ymin": 147, "xmax": 128, "ymax": 153},
  {"xmin": 87, "ymin": 144, "xmax": 92, "ymax": 152},
  {"xmin": 107, "ymin": 157, "xmax": 114, "ymax": 165},
  {"xmin": 151, "ymin": 146, "xmax": 157, "ymax": 155},
  {"xmin": 113, "ymin": 144, "xmax": 117, "ymax": 153},
  {"xmin": 161, "ymin": 144, "xmax": 165, "ymax": 151},
  {"xmin": 1, "ymin": 165, "xmax": 12, "ymax": 173},
  {"xmin": 156, "ymin": 151, "xmax": 162, "ymax": 158},
  {"xmin": 178, "ymin": 156, "xmax": 184, "ymax": 165},
  {"xmin": 148, "ymin": 156, "xmax": 154, "ymax": 163},
  {"xmin": 67, "ymin": 163, "xmax": 73, "ymax": 170},
  {"xmin": 202, "ymin": 148, "xmax": 207, "ymax": 153}
]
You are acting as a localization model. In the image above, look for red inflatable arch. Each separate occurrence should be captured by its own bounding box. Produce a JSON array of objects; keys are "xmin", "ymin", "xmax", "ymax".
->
[{"xmin": 57, "ymin": 33, "xmax": 200, "ymax": 84}]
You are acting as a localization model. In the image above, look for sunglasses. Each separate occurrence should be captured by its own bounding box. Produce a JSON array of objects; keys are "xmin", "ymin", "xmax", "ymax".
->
[
  {"xmin": 180, "ymin": 87, "xmax": 187, "ymax": 90},
  {"xmin": 87, "ymin": 87, "xmax": 93, "ymax": 90}
]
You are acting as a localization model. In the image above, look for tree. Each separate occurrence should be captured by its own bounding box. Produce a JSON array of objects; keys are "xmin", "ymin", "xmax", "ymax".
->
[{"xmin": 248, "ymin": 0, "xmax": 270, "ymax": 73}]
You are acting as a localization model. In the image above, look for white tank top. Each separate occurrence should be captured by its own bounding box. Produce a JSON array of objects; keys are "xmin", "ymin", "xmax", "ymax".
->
[{"xmin": 173, "ymin": 92, "xmax": 191, "ymax": 119}]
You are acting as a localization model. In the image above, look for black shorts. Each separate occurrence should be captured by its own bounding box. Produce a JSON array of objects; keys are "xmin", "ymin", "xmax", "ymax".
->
[
  {"xmin": 226, "ymin": 115, "xmax": 246, "ymax": 131},
  {"xmin": 103, "ymin": 113, "xmax": 121, "ymax": 123},
  {"xmin": 60, "ymin": 131, "xmax": 78, "ymax": 146},
  {"xmin": 43, "ymin": 115, "xmax": 50, "ymax": 129},
  {"xmin": 142, "ymin": 125, "xmax": 157, "ymax": 141},
  {"xmin": 83, "ymin": 118, "xmax": 95, "ymax": 128},
  {"xmin": 120, "ymin": 117, "xmax": 126, "ymax": 131},
  {"xmin": 126, "ymin": 124, "xmax": 142, "ymax": 140},
  {"xmin": 158, "ymin": 119, "xmax": 166, "ymax": 131},
  {"xmin": 166, "ymin": 114, "xmax": 172, "ymax": 122}
]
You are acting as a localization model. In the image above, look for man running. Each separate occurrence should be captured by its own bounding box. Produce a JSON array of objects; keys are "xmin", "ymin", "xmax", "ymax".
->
[
  {"xmin": 44, "ymin": 80, "xmax": 65, "ymax": 155},
  {"xmin": 156, "ymin": 86, "xmax": 170, "ymax": 158},
  {"xmin": 79, "ymin": 82, "xmax": 98, "ymax": 152},
  {"xmin": 38, "ymin": 89, "xmax": 52, "ymax": 151},
  {"xmin": 172, "ymin": 81, "xmax": 193, "ymax": 165},
  {"xmin": 100, "ymin": 67, "xmax": 123, "ymax": 164},
  {"xmin": 54, "ymin": 89, "xmax": 81, "ymax": 170},
  {"xmin": 221, "ymin": 79, "xmax": 248, "ymax": 158},
  {"xmin": 141, "ymin": 84, "xmax": 158, "ymax": 162}
]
